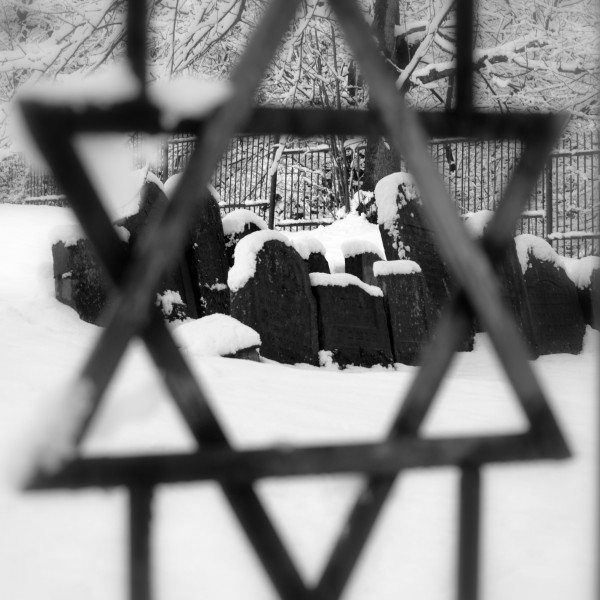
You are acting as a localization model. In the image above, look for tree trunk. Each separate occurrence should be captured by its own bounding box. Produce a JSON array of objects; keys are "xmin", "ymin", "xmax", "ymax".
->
[{"xmin": 362, "ymin": 0, "xmax": 402, "ymax": 191}]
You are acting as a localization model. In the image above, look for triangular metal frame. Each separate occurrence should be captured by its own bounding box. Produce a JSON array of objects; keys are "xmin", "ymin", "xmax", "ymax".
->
[{"xmin": 19, "ymin": 1, "xmax": 571, "ymax": 599}]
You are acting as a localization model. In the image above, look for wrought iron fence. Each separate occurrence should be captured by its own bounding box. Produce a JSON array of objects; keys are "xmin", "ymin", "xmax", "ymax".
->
[{"xmin": 2, "ymin": 131, "xmax": 598, "ymax": 256}]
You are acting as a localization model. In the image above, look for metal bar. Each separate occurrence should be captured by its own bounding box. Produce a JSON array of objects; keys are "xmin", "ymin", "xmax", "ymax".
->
[
  {"xmin": 31, "ymin": 100, "xmax": 566, "ymax": 141},
  {"xmin": 269, "ymin": 135, "xmax": 279, "ymax": 229},
  {"xmin": 455, "ymin": 0, "xmax": 475, "ymax": 115},
  {"xmin": 457, "ymin": 467, "xmax": 481, "ymax": 600},
  {"xmin": 315, "ymin": 5, "xmax": 569, "ymax": 595},
  {"xmin": 126, "ymin": 0, "xmax": 147, "ymax": 94},
  {"xmin": 546, "ymin": 156, "xmax": 553, "ymax": 242},
  {"xmin": 23, "ymin": 40, "xmax": 312, "ymax": 600},
  {"xmin": 26, "ymin": 432, "xmax": 556, "ymax": 490},
  {"xmin": 129, "ymin": 484, "xmax": 153, "ymax": 600}
]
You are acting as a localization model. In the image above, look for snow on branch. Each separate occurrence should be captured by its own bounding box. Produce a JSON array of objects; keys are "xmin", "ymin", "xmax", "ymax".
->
[{"xmin": 411, "ymin": 34, "xmax": 550, "ymax": 86}]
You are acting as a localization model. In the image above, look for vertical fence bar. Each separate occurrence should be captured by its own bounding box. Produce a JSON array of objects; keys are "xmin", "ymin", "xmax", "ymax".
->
[
  {"xmin": 127, "ymin": 0, "xmax": 147, "ymax": 93},
  {"xmin": 129, "ymin": 484, "xmax": 153, "ymax": 600},
  {"xmin": 268, "ymin": 135, "xmax": 280, "ymax": 229},
  {"xmin": 455, "ymin": 0, "xmax": 474, "ymax": 116},
  {"xmin": 457, "ymin": 466, "xmax": 481, "ymax": 600},
  {"xmin": 546, "ymin": 157, "xmax": 553, "ymax": 243}
]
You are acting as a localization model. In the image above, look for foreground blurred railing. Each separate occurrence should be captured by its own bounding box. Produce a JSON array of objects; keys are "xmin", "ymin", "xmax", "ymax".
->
[{"xmin": 16, "ymin": 1, "xmax": 576, "ymax": 600}]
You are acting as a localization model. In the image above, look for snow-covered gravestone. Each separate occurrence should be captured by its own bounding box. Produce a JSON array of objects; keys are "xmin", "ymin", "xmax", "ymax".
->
[
  {"xmin": 515, "ymin": 234, "xmax": 586, "ymax": 355},
  {"xmin": 375, "ymin": 172, "xmax": 452, "ymax": 314},
  {"xmin": 116, "ymin": 170, "xmax": 190, "ymax": 320},
  {"xmin": 165, "ymin": 174, "xmax": 230, "ymax": 318},
  {"xmin": 222, "ymin": 209, "xmax": 268, "ymax": 268},
  {"xmin": 341, "ymin": 239, "xmax": 384, "ymax": 287},
  {"xmin": 229, "ymin": 231, "xmax": 319, "ymax": 365},
  {"xmin": 173, "ymin": 314, "xmax": 262, "ymax": 361},
  {"xmin": 373, "ymin": 260, "xmax": 435, "ymax": 365},
  {"xmin": 291, "ymin": 237, "xmax": 330, "ymax": 274},
  {"xmin": 464, "ymin": 211, "xmax": 536, "ymax": 353},
  {"xmin": 375, "ymin": 172, "xmax": 473, "ymax": 351},
  {"xmin": 51, "ymin": 226, "xmax": 122, "ymax": 325},
  {"xmin": 565, "ymin": 255, "xmax": 599, "ymax": 330},
  {"xmin": 310, "ymin": 273, "xmax": 393, "ymax": 368}
]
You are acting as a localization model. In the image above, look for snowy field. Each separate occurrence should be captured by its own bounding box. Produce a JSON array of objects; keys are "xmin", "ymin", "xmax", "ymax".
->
[{"xmin": 0, "ymin": 203, "xmax": 596, "ymax": 600}]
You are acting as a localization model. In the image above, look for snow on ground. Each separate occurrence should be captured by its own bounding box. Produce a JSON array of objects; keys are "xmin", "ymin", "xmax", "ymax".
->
[{"xmin": 0, "ymin": 204, "xmax": 596, "ymax": 600}]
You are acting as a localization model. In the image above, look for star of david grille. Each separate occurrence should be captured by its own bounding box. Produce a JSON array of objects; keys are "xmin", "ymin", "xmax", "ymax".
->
[{"xmin": 19, "ymin": 1, "xmax": 571, "ymax": 600}]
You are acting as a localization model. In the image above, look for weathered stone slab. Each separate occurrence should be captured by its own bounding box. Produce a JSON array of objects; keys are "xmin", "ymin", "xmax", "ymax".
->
[
  {"xmin": 187, "ymin": 192, "xmax": 230, "ymax": 317},
  {"xmin": 310, "ymin": 273, "xmax": 393, "ymax": 368},
  {"xmin": 591, "ymin": 267, "xmax": 600, "ymax": 330},
  {"xmin": 116, "ymin": 173, "xmax": 193, "ymax": 318},
  {"xmin": 375, "ymin": 172, "xmax": 474, "ymax": 351},
  {"xmin": 51, "ymin": 232, "xmax": 114, "ymax": 325},
  {"xmin": 464, "ymin": 212, "xmax": 536, "ymax": 355},
  {"xmin": 566, "ymin": 256, "xmax": 599, "ymax": 330},
  {"xmin": 229, "ymin": 232, "xmax": 319, "ymax": 365},
  {"xmin": 222, "ymin": 209, "xmax": 268, "ymax": 268},
  {"xmin": 374, "ymin": 260, "xmax": 435, "ymax": 365},
  {"xmin": 291, "ymin": 237, "xmax": 330, "ymax": 274},
  {"xmin": 515, "ymin": 235, "xmax": 586, "ymax": 355},
  {"xmin": 375, "ymin": 172, "xmax": 451, "ymax": 313},
  {"xmin": 342, "ymin": 240, "xmax": 384, "ymax": 287}
]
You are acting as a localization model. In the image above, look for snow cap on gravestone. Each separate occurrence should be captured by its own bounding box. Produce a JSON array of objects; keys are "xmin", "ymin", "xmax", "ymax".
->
[
  {"xmin": 291, "ymin": 236, "xmax": 330, "ymax": 274},
  {"xmin": 164, "ymin": 172, "xmax": 221, "ymax": 204},
  {"xmin": 374, "ymin": 172, "xmax": 419, "ymax": 233}
]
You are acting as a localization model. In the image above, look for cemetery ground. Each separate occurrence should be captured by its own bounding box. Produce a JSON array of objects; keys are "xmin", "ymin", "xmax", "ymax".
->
[{"xmin": 0, "ymin": 203, "xmax": 596, "ymax": 600}]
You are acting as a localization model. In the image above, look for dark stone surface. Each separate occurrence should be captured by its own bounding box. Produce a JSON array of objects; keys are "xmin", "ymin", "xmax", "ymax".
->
[
  {"xmin": 311, "ymin": 275, "xmax": 393, "ymax": 368},
  {"xmin": 378, "ymin": 186, "xmax": 474, "ymax": 351},
  {"xmin": 375, "ymin": 269, "xmax": 435, "ymax": 365},
  {"xmin": 345, "ymin": 252, "xmax": 381, "ymax": 287},
  {"xmin": 473, "ymin": 240, "xmax": 538, "ymax": 357},
  {"xmin": 577, "ymin": 266, "xmax": 599, "ymax": 329},
  {"xmin": 52, "ymin": 239, "xmax": 112, "ymax": 325},
  {"xmin": 224, "ymin": 222, "xmax": 263, "ymax": 268},
  {"xmin": 378, "ymin": 189, "xmax": 451, "ymax": 315},
  {"xmin": 225, "ymin": 346, "xmax": 261, "ymax": 361},
  {"xmin": 116, "ymin": 179, "xmax": 193, "ymax": 318},
  {"xmin": 187, "ymin": 193, "xmax": 230, "ymax": 317},
  {"xmin": 230, "ymin": 240, "xmax": 319, "ymax": 365},
  {"xmin": 591, "ymin": 268, "xmax": 600, "ymax": 330},
  {"xmin": 306, "ymin": 252, "xmax": 330, "ymax": 274},
  {"xmin": 523, "ymin": 253, "xmax": 586, "ymax": 355}
]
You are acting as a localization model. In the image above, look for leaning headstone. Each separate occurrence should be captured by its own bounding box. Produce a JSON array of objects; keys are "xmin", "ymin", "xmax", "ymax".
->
[
  {"xmin": 310, "ymin": 273, "xmax": 393, "ymax": 368},
  {"xmin": 564, "ymin": 255, "xmax": 599, "ymax": 330},
  {"xmin": 188, "ymin": 192, "xmax": 231, "ymax": 317},
  {"xmin": 50, "ymin": 225, "xmax": 126, "ymax": 325},
  {"xmin": 116, "ymin": 170, "xmax": 193, "ymax": 318},
  {"xmin": 515, "ymin": 234, "xmax": 586, "ymax": 355},
  {"xmin": 464, "ymin": 211, "xmax": 537, "ymax": 354},
  {"xmin": 375, "ymin": 172, "xmax": 474, "ymax": 351},
  {"xmin": 592, "ymin": 268, "xmax": 600, "ymax": 330},
  {"xmin": 222, "ymin": 209, "xmax": 268, "ymax": 268},
  {"xmin": 164, "ymin": 175, "xmax": 230, "ymax": 318},
  {"xmin": 229, "ymin": 231, "xmax": 319, "ymax": 365},
  {"xmin": 375, "ymin": 172, "xmax": 452, "ymax": 314},
  {"xmin": 341, "ymin": 239, "xmax": 384, "ymax": 287},
  {"xmin": 374, "ymin": 260, "xmax": 435, "ymax": 365},
  {"xmin": 291, "ymin": 237, "xmax": 330, "ymax": 274}
]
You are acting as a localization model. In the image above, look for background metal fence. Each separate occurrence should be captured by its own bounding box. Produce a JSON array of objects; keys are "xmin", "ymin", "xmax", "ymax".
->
[{"xmin": 2, "ymin": 131, "xmax": 598, "ymax": 256}]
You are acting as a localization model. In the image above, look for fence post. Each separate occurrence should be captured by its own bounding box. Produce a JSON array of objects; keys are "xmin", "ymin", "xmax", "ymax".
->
[
  {"xmin": 161, "ymin": 138, "xmax": 169, "ymax": 182},
  {"xmin": 129, "ymin": 484, "xmax": 153, "ymax": 600},
  {"xmin": 457, "ymin": 466, "xmax": 481, "ymax": 600},
  {"xmin": 268, "ymin": 135, "xmax": 280, "ymax": 230},
  {"xmin": 545, "ymin": 157, "xmax": 553, "ymax": 244}
]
